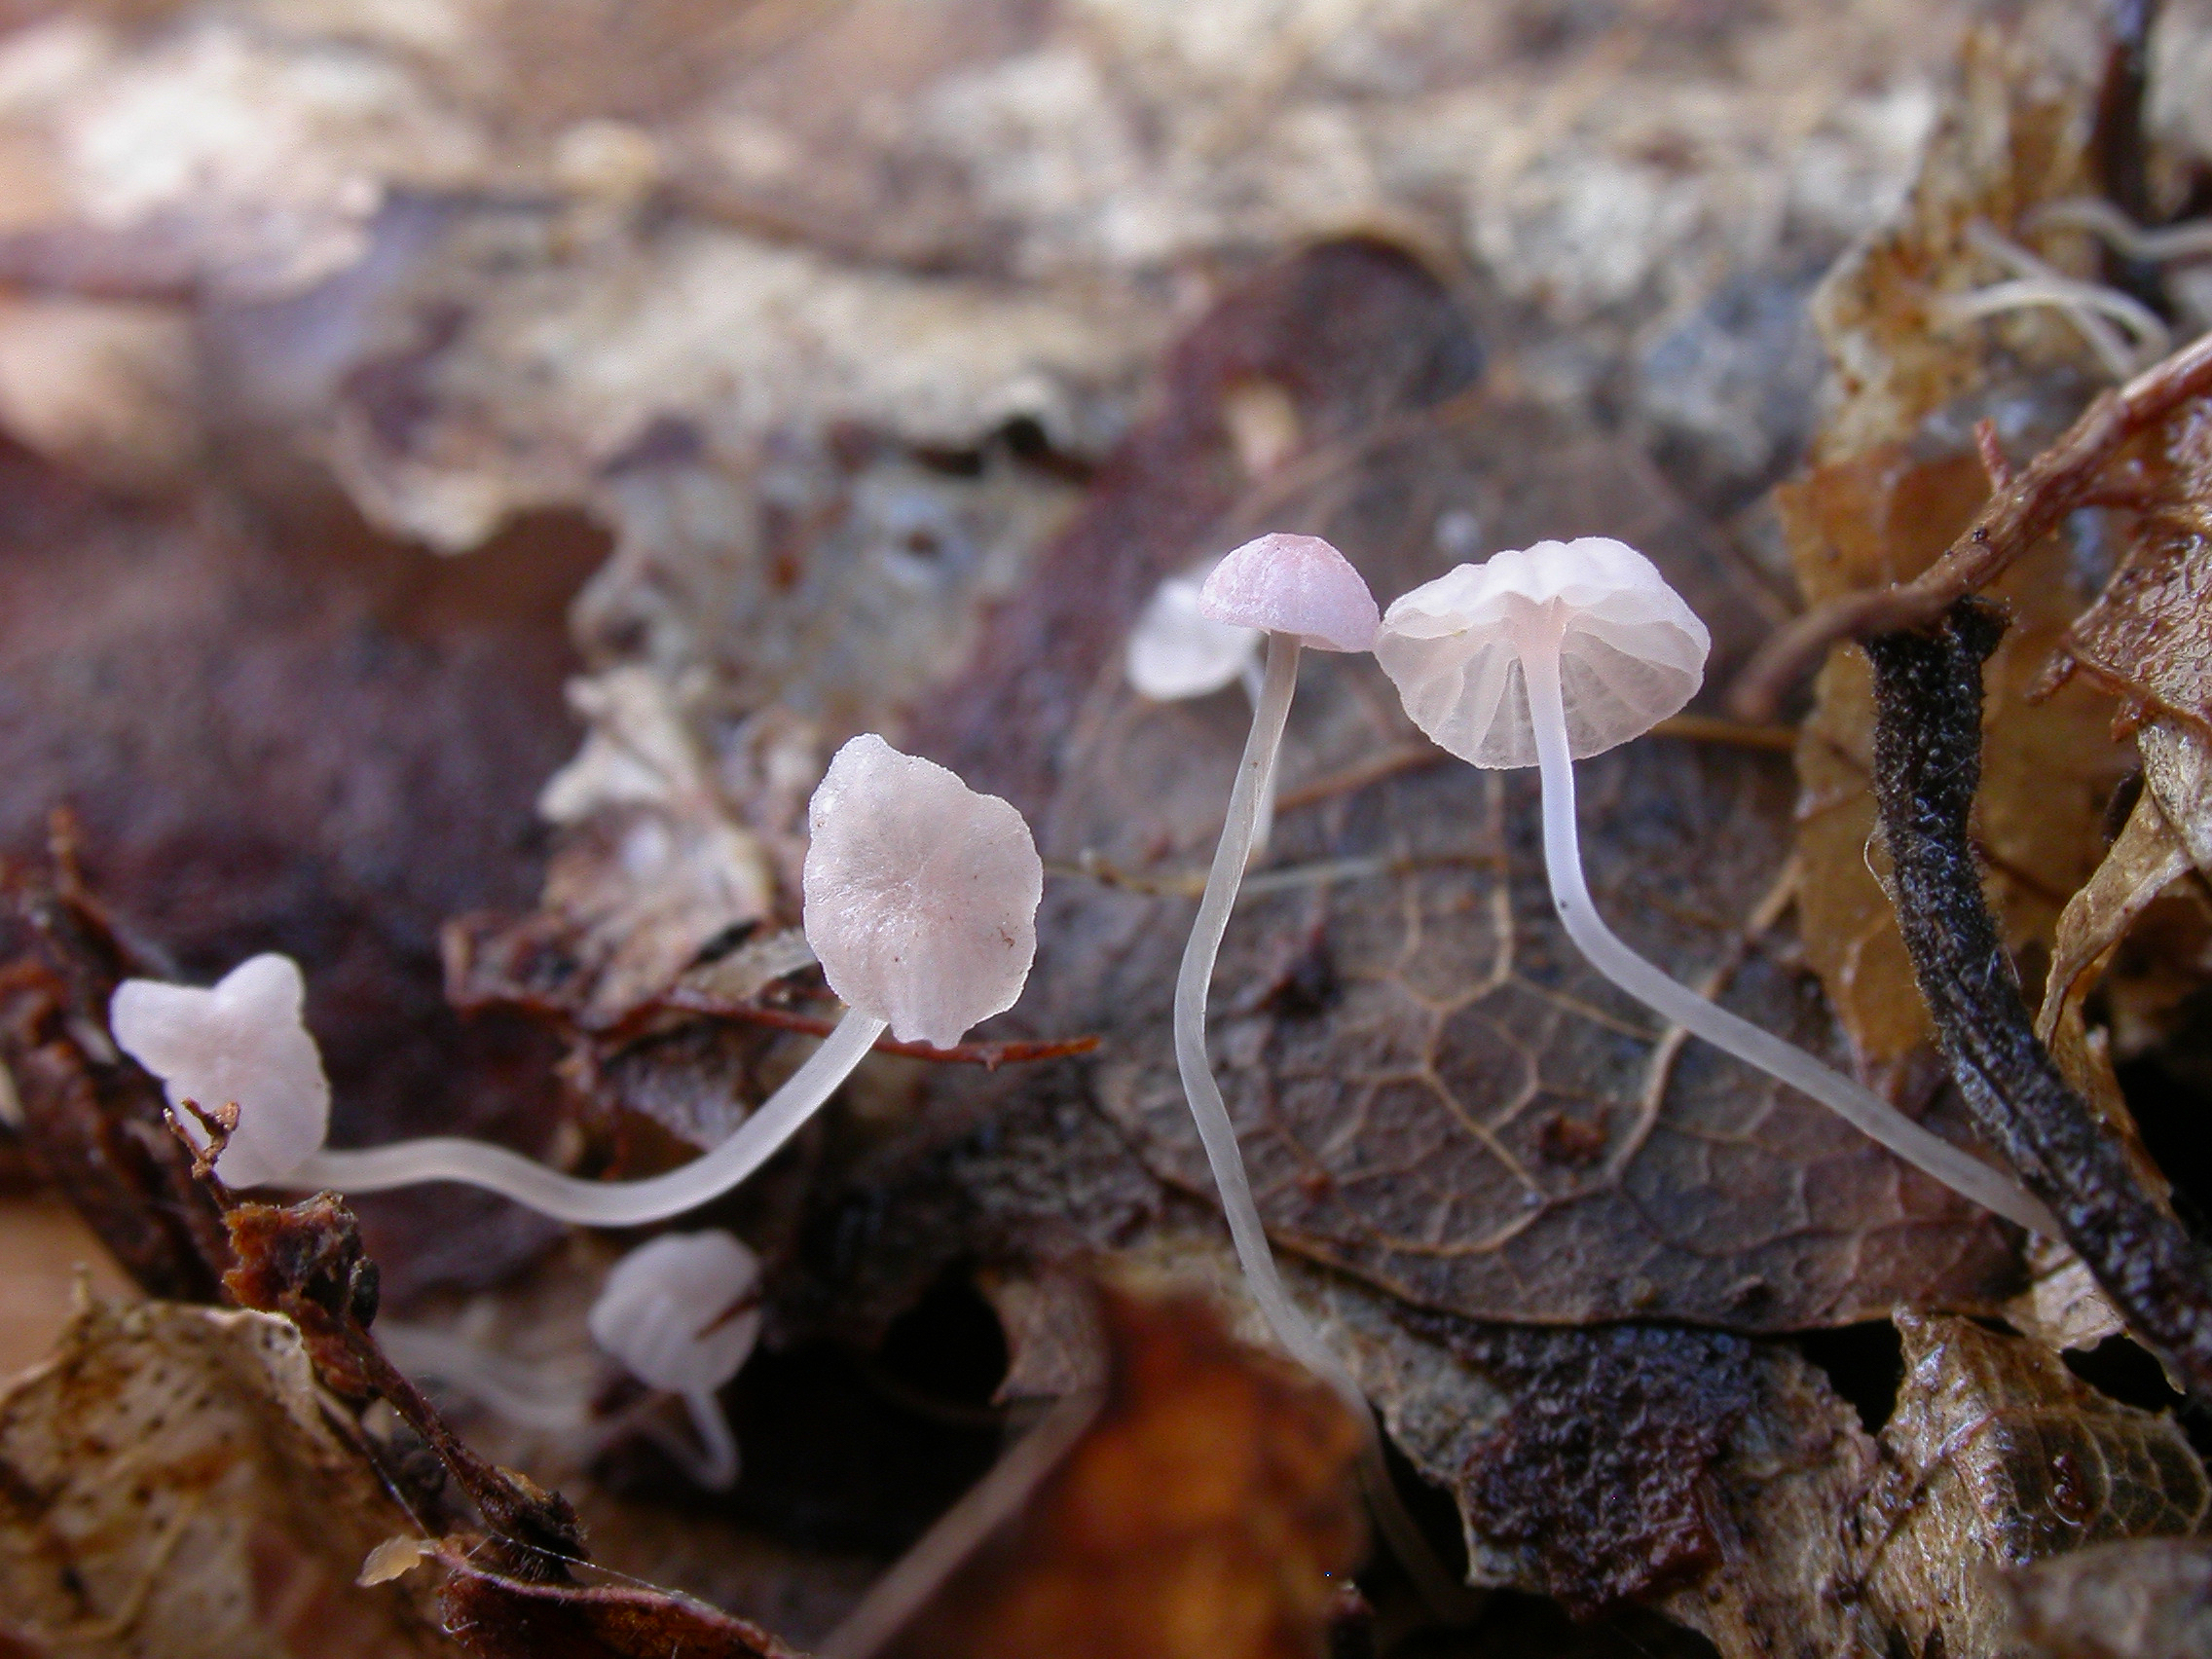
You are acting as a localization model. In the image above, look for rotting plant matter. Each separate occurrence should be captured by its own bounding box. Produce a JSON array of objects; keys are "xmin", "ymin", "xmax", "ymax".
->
[{"xmin": 1865, "ymin": 600, "xmax": 2212, "ymax": 1407}]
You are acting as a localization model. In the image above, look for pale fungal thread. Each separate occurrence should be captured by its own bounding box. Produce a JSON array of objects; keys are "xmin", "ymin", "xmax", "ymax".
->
[{"xmin": 1375, "ymin": 535, "xmax": 2059, "ymax": 1236}]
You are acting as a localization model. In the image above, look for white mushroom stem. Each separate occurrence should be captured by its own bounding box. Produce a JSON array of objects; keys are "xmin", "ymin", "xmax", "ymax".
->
[
  {"xmin": 379, "ymin": 1322, "xmax": 741, "ymax": 1490},
  {"xmin": 670, "ymin": 1388, "xmax": 740, "ymax": 1491},
  {"xmin": 1173, "ymin": 632, "xmax": 1476, "ymax": 1617},
  {"xmin": 1520, "ymin": 638, "xmax": 2060, "ymax": 1236},
  {"xmin": 292, "ymin": 1008, "xmax": 887, "ymax": 1226},
  {"xmin": 375, "ymin": 1320, "xmax": 594, "ymax": 1435}
]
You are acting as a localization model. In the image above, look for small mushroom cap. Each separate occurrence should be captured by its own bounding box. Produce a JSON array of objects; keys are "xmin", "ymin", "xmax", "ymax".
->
[
  {"xmin": 109, "ymin": 953, "xmax": 331, "ymax": 1189},
  {"xmin": 1376, "ymin": 537, "xmax": 1711, "ymax": 768},
  {"xmin": 802, "ymin": 734, "xmax": 1044, "ymax": 1049},
  {"xmin": 588, "ymin": 1231, "xmax": 762, "ymax": 1394},
  {"xmin": 1198, "ymin": 533, "xmax": 1380, "ymax": 652},
  {"xmin": 1126, "ymin": 571, "xmax": 1260, "ymax": 700}
]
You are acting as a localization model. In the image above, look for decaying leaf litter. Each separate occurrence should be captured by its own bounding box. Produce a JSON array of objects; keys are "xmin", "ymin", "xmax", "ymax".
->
[{"xmin": 7, "ymin": 0, "xmax": 2212, "ymax": 1654}]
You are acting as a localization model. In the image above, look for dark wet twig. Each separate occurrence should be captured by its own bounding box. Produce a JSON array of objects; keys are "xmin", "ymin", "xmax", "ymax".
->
[
  {"xmin": 1865, "ymin": 601, "xmax": 2212, "ymax": 1406},
  {"xmin": 1729, "ymin": 327, "xmax": 2212, "ymax": 719}
]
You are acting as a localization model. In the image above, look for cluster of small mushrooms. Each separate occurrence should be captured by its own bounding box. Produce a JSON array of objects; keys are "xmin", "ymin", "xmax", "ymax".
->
[{"xmin": 110, "ymin": 532, "xmax": 2056, "ymax": 1550}]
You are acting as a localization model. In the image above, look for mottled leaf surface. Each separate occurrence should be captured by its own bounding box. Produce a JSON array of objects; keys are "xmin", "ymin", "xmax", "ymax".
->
[{"xmin": 1852, "ymin": 1312, "xmax": 2211, "ymax": 1659}]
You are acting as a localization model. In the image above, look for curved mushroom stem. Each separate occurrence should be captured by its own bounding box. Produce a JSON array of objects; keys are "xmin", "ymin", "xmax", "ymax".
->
[
  {"xmin": 1520, "ymin": 643, "xmax": 2059, "ymax": 1237},
  {"xmin": 1175, "ymin": 632, "xmax": 1478, "ymax": 1618},
  {"xmin": 662, "ymin": 1388, "xmax": 740, "ymax": 1492},
  {"xmin": 375, "ymin": 1320, "xmax": 594, "ymax": 1435},
  {"xmin": 292, "ymin": 1009, "xmax": 889, "ymax": 1227}
]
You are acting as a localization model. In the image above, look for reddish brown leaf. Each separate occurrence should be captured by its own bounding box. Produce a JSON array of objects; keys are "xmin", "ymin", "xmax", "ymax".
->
[
  {"xmin": 438, "ymin": 1558, "xmax": 795, "ymax": 1659},
  {"xmin": 835, "ymin": 1282, "xmax": 1363, "ymax": 1659}
]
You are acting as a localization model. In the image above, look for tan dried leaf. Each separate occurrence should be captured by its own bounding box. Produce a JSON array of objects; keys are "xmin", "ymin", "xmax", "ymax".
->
[
  {"xmin": 1779, "ymin": 0, "xmax": 2132, "ymax": 1070},
  {"xmin": 1852, "ymin": 1312, "xmax": 2212, "ymax": 1659},
  {"xmin": 0, "ymin": 1298, "xmax": 459, "ymax": 1658}
]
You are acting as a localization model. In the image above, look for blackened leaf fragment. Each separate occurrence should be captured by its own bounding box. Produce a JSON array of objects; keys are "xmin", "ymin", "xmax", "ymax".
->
[
  {"xmin": 0, "ymin": 843, "xmax": 229, "ymax": 1301},
  {"xmin": 1864, "ymin": 603, "xmax": 2212, "ymax": 1405},
  {"xmin": 1413, "ymin": 1318, "xmax": 1756, "ymax": 1618},
  {"xmin": 222, "ymin": 1193, "xmax": 588, "ymax": 1571}
]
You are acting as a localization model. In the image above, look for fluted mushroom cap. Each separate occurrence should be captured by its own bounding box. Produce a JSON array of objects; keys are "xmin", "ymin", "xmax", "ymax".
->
[
  {"xmin": 1198, "ymin": 533, "xmax": 1380, "ymax": 652},
  {"xmin": 1376, "ymin": 537, "xmax": 1710, "ymax": 769},
  {"xmin": 588, "ymin": 1232, "xmax": 762, "ymax": 1393},
  {"xmin": 1126, "ymin": 570, "xmax": 1260, "ymax": 700},
  {"xmin": 109, "ymin": 953, "xmax": 330, "ymax": 1189},
  {"xmin": 802, "ymin": 734, "xmax": 1044, "ymax": 1049}
]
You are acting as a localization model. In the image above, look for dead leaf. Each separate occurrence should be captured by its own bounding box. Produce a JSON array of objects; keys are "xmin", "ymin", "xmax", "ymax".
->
[
  {"xmin": 2001, "ymin": 1535, "xmax": 2212, "ymax": 1657},
  {"xmin": 0, "ymin": 1297, "xmax": 459, "ymax": 1658},
  {"xmin": 1785, "ymin": 437, "xmax": 2125, "ymax": 1070},
  {"xmin": 830, "ymin": 1281, "xmax": 1362, "ymax": 1659},
  {"xmin": 1850, "ymin": 1311, "xmax": 2212, "ymax": 1659},
  {"xmin": 1779, "ymin": 2, "xmax": 2131, "ymax": 1072},
  {"xmin": 0, "ymin": 447, "xmax": 593, "ymax": 1304},
  {"xmin": 436, "ymin": 1554, "xmax": 797, "ymax": 1659}
]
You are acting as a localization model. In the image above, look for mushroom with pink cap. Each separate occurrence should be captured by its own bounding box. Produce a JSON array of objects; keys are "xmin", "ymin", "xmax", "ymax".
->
[
  {"xmin": 1167, "ymin": 531, "xmax": 1468, "ymax": 1612},
  {"xmin": 587, "ymin": 1230, "xmax": 763, "ymax": 1489},
  {"xmin": 375, "ymin": 1230, "xmax": 764, "ymax": 1490},
  {"xmin": 1375, "ymin": 536, "xmax": 2057, "ymax": 1235},
  {"xmin": 113, "ymin": 737, "xmax": 1044, "ymax": 1229},
  {"xmin": 802, "ymin": 733, "xmax": 1042, "ymax": 1051},
  {"xmin": 109, "ymin": 953, "xmax": 330, "ymax": 1190}
]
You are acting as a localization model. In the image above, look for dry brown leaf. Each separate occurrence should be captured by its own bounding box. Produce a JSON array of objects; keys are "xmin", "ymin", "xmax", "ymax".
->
[
  {"xmin": 0, "ymin": 458, "xmax": 589, "ymax": 1304},
  {"xmin": 833, "ymin": 1281, "xmax": 1362, "ymax": 1659},
  {"xmin": 1786, "ymin": 440, "xmax": 2124, "ymax": 1070},
  {"xmin": 1851, "ymin": 1311, "xmax": 2212, "ymax": 1659},
  {"xmin": 435, "ymin": 1554, "xmax": 797, "ymax": 1659},
  {"xmin": 1780, "ymin": 2, "xmax": 2130, "ymax": 1072},
  {"xmin": 2001, "ymin": 1535, "xmax": 2212, "ymax": 1657},
  {"xmin": 0, "ymin": 1297, "xmax": 458, "ymax": 1658}
]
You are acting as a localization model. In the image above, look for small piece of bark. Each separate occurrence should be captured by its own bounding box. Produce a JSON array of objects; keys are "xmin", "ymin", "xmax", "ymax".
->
[{"xmin": 1864, "ymin": 601, "xmax": 2212, "ymax": 1404}]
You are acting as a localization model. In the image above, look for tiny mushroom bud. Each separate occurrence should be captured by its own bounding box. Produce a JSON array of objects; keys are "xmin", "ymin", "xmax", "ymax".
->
[
  {"xmin": 1376, "ymin": 538, "xmax": 2057, "ymax": 1235},
  {"xmin": 1125, "ymin": 568, "xmax": 1260, "ymax": 701},
  {"xmin": 203, "ymin": 736, "xmax": 1043, "ymax": 1230},
  {"xmin": 588, "ymin": 1231, "xmax": 762, "ymax": 1489},
  {"xmin": 110, "ymin": 952, "xmax": 329, "ymax": 1190}
]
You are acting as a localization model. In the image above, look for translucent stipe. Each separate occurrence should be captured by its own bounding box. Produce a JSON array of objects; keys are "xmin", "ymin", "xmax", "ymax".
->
[
  {"xmin": 1172, "ymin": 632, "xmax": 1478, "ymax": 1616},
  {"xmin": 1522, "ymin": 645, "xmax": 2057, "ymax": 1236},
  {"xmin": 296, "ymin": 1009, "xmax": 887, "ymax": 1225}
]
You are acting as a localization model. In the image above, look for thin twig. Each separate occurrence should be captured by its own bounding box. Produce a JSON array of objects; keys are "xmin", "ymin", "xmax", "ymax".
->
[
  {"xmin": 1864, "ymin": 602, "xmax": 2212, "ymax": 1407},
  {"xmin": 647, "ymin": 991, "xmax": 1101, "ymax": 1069},
  {"xmin": 1728, "ymin": 327, "xmax": 2212, "ymax": 720}
]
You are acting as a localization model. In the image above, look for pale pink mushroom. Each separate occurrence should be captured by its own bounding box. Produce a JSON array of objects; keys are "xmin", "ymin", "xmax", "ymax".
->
[
  {"xmin": 117, "ymin": 738, "xmax": 1044, "ymax": 1228},
  {"xmin": 1376, "ymin": 536, "xmax": 2056, "ymax": 1235},
  {"xmin": 109, "ymin": 953, "xmax": 329, "ymax": 1190},
  {"xmin": 588, "ymin": 1231, "xmax": 763, "ymax": 1490},
  {"xmin": 1173, "ymin": 531, "xmax": 1468, "ymax": 1612}
]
